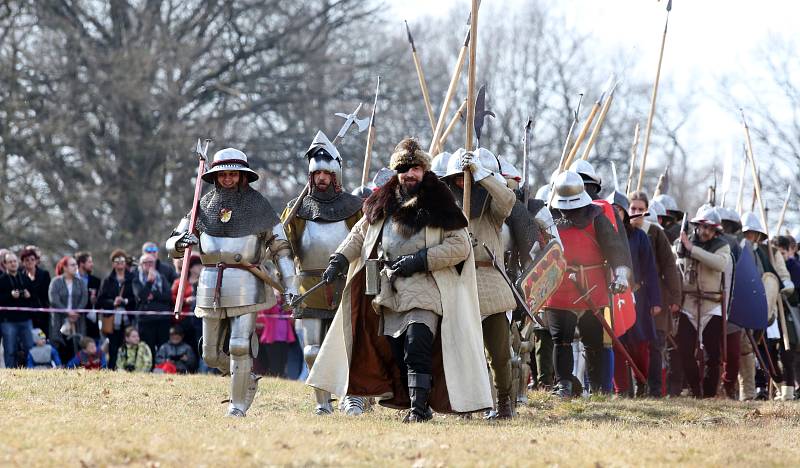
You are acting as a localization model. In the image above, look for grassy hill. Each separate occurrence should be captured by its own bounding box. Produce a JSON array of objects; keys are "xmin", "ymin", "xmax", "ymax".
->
[{"xmin": 1, "ymin": 369, "xmax": 798, "ymax": 466}]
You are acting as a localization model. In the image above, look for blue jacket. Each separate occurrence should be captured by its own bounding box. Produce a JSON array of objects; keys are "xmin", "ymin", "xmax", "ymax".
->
[{"xmin": 622, "ymin": 226, "xmax": 661, "ymax": 344}]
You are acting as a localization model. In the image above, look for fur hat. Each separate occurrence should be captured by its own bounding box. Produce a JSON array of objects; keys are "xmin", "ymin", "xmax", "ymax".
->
[{"xmin": 389, "ymin": 138, "xmax": 431, "ymax": 173}]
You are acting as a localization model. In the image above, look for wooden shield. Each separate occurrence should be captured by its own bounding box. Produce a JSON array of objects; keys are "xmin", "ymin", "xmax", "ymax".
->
[{"xmin": 516, "ymin": 240, "xmax": 567, "ymax": 314}]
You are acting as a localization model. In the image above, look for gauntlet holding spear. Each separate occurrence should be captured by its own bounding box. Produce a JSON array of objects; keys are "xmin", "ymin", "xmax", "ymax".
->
[{"xmin": 174, "ymin": 139, "xmax": 211, "ymax": 318}]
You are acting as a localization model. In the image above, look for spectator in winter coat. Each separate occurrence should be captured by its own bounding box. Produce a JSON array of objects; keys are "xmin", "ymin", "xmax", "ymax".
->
[
  {"xmin": 115, "ymin": 326, "xmax": 152, "ymax": 372},
  {"xmin": 19, "ymin": 248, "xmax": 51, "ymax": 332},
  {"xmin": 155, "ymin": 325, "xmax": 197, "ymax": 374},
  {"xmin": 76, "ymin": 251, "xmax": 101, "ymax": 339},
  {"xmin": 26, "ymin": 328, "xmax": 61, "ymax": 369},
  {"xmin": 141, "ymin": 241, "xmax": 178, "ymax": 285},
  {"xmin": 48, "ymin": 256, "xmax": 89, "ymax": 364},
  {"xmin": 66, "ymin": 336, "xmax": 106, "ymax": 369},
  {"xmin": 97, "ymin": 249, "xmax": 137, "ymax": 369},
  {"xmin": 133, "ymin": 254, "xmax": 172, "ymax": 358},
  {"xmin": 0, "ymin": 253, "xmax": 36, "ymax": 368}
]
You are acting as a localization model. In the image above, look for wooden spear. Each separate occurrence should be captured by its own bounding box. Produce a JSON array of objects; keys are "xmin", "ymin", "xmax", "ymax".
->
[
  {"xmin": 463, "ymin": 0, "xmax": 480, "ymax": 220},
  {"xmin": 625, "ymin": 123, "xmax": 640, "ymax": 194},
  {"xmin": 437, "ymin": 99, "xmax": 468, "ymax": 150},
  {"xmin": 735, "ymin": 146, "xmax": 748, "ymax": 215},
  {"xmin": 429, "ymin": 28, "xmax": 471, "ymax": 155},
  {"xmin": 581, "ymin": 81, "xmax": 619, "ymax": 161},
  {"xmin": 563, "ymin": 99, "xmax": 600, "ymax": 168},
  {"xmin": 361, "ymin": 77, "xmax": 380, "ymax": 187},
  {"xmin": 637, "ymin": 0, "xmax": 673, "ymax": 192},
  {"xmin": 742, "ymin": 108, "xmax": 791, "ymax": 350},
  {"xmin": 775, "ymin": 186, "xmax": 792, "ymax": 235},
  {"xmin": 548, "ymin": 94, "xmax": 584, "ymax": 206},
  {"xmin": 405, "ymin": 21, "xmax": 436, "ymax": 135}
]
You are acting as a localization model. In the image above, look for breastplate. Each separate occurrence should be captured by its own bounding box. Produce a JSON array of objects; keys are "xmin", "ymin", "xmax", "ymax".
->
[
  {"xmin": 196, "ymin": 233, "xmax": 266, "ymax": 308},
  {"xmin": 381, "ymin": 222, "xmax": 426, "ymax": 261},
  {"xmin": 298, "ymin": 220, "xmax": 351, "ymax": 271}
]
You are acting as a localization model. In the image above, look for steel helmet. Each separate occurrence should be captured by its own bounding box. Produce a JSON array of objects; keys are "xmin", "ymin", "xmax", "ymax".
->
[
  {"xmin": 202, "ymin": 148, "xmax": 260, "ymax": 183},
  {"xmin": 552, "ymin": 171, "xmax": 592, "ymax": 210},
  {"xmin": 740, "ymin": 211, "xmax": 767, "ymax": 236}
]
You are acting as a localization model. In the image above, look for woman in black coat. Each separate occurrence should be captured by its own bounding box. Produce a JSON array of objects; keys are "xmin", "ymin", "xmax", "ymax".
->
[{"xmin": 98, "ymin": 249, "xmax": 138, "ymax": 369}]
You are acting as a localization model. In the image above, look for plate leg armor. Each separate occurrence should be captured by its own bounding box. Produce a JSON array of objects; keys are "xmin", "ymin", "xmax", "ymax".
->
[
  {"xmin": 302, "ymin": 318, "xmax": 333, "ymax": 414},
  {"xmin": 228, "ymin": 313, "xmax": 258, "ymax": 417},
  {"xmin": 202, "ymin": 318, "xmax": 231, "ymax": 375}
]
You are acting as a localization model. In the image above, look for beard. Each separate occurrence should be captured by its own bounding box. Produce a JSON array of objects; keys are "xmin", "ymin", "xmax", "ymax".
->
[{"xmin": 400, "ymin": 178, "xmax": 421, "ymax": 196}]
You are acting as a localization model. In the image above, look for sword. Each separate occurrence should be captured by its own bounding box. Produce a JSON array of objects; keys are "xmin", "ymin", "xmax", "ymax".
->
[
  {"xmin": 567, "ymin": 272, "xmax": 647, "ymax": 382},
  {"xmin": 289, "ymin": 280, "xmax": 329, "ymax": 309},
  {"xmin": 483, "ymin": 244, "xmax": 545, "ymax": 327}
]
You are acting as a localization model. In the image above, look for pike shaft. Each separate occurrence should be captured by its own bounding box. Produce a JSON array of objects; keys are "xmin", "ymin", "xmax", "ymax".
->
[
  {"xmin": 637, "ymin": 13, "xmax": 671, "ymax": 192},
  {"xmin": 626, "ymin": 123, "xmax": 640, "ymax": 194},
  {"xmin": 429, "ymin": 36, "xmax": 469, "ymax": 155},
  {"xmin": 411, "ymin": 51, "xmax": 436, "ymax": 135},
  {"xmin": 463, "ymin": 0, "xmax": 480, "ymax": 221},
  {"xmin": 564, "ymin": 102, "xmax": 599, "ymax": 167},
  {"xmin": 581, "ymin": 92, "xmax": 615, "ymax": 161},
  {"xmin": 437, "ymin": 99, "xmax": 468, "ymax": 149}
]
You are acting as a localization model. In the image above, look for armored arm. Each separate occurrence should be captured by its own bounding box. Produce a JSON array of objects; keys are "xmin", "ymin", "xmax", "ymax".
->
[
  {"xmin": 594, "ymin": 214, "xmax": 632, "ymax": 293},
  {"xmin": 425, "ymin": 228, "xmax": 472, "ymax": 271},
  {"xmin": 534, "ymin": 205, "xmax": 562, "ymax": 247},
  {"xmin": 166, "ymin": 217, "xmax": 198, "ymax": 258},
  {"xmin": 479, "ymin": 174, "xmax": 515, "ymax": 222},
  {"xmin": 268, "ymin": 224, "xmax": 299, "ymax": 296},
  {"xmin": 335, "ymin": 216, "xmax": 368, "ymax": 263}
]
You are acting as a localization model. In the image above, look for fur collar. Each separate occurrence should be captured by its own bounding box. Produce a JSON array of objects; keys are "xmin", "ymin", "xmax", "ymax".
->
[{"xmin": 363, "ymin": 171, "xmax": 468, "ymax": 237}]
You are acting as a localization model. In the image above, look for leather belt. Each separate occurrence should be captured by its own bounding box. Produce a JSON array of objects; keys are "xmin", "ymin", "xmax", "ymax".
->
[{"xmin": 475, "ymin": 261, "xmax": 494, "ymax": 268}]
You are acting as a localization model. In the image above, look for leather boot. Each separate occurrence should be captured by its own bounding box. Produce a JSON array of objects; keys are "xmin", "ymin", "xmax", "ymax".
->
[
  {"xmin": 495, "ymin": 395, "xmax": 513, "ymax": 419},
  {"xmin": 403, "ymin": 373, "xmax": 433, "ymax": 423}
]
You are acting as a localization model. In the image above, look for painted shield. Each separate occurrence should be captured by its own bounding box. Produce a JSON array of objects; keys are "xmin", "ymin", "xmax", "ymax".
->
[
  {"xmin": 728, "ymin": 240, "xmax": 769, "ymax": 330},
  {"xmin": 516, "ymin": 240, "xmax": 566, "ymax": 315}
]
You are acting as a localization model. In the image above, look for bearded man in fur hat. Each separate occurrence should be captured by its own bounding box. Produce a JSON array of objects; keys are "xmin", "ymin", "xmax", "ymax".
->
[{"xmin": 307, "ymin": 138, "xmax": 493, "ymax": 423}]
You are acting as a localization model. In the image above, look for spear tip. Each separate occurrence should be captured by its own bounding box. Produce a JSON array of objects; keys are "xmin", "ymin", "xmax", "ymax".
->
[
  {"xmin": 404, "ymin": 20, "xmax": 415, "ymax": 51},
  {"xmin": 667, "ymin": 0, "xmax": 673, "ymax": 12}
]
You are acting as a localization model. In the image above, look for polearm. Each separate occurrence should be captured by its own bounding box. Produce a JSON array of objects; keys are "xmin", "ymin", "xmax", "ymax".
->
[
  {"xmin": 548, "ymin": 94, "xmax": 584, "ymax": 206},
  {"xmin": 746, "ymin": 330, "xmax": 776, "ymax": 387},
  {"xmin": 405, "ymin": 21, "xmax": 436, "ymax": 135},
  {"xmin": 463, "ymin": 0, "xmax": 480, "ymax": 221},
  {"xmin": 436, "ymin": 99, "xmax": 468, "ymax": 149},
  {"xmin": 522, "ymin": 117, "xmax": 533, "ymax": 205},
  {"xmin": 580, "ymin": 80, "xmax": 619, "ymax": 161},
  {"xmin": 637, "ymin": 0, "xmax": 673, "ymax": 192},
  {"xmin": 735, "ymin": 146, "xmax": 747, "ymax": 215},
  {"xmin": 483, "ymin": 244, "xmax": 545, "ymax": 328},
  {"xmin": 283, "ymin": 103, "xmax": 369, "ymax": 230},
  {"xmin": 568, "ymin": 273, "xmax": 646, "ymax": 382},
  {"xmin": 625, "ymin": 123, "xmax": 640, "ymax": 194},
  {"xmin": 564, "ymin": 76, "xmax": 613, "ymax": 167},
  {"xmin": 774, "ymin": 186, "xmax": 792, "ymax": 235},
  {"xmin": 361, "ymin": 77, "xmax": 381, "ymax": 187},
  {"xmin": 742, "ymin": 109, "xmax": 791, "ymax": 350},
  {"xmin": 428, "ymin": 20, "xmax": 471, "ymax": 155},
  {"xmin": 174, "ymin": 138, "xmax": 211, "ymax": 318}
]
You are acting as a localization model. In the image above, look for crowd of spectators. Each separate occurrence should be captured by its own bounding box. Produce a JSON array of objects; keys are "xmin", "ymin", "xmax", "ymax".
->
[{"xmin": 0, "ymin": 242, "xmax": 303, "ymax": 377}]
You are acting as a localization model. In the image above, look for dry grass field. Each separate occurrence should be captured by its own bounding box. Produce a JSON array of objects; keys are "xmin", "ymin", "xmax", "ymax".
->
[{"xmin": 1, "ymin": 369, "xmax": 799, "ymax": 467}]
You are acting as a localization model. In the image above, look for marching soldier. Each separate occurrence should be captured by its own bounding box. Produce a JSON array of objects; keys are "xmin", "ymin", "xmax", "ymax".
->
[
  {"xmin": 281, "ymin": 132, "xmax": 365, "ymax": 415},
  {"xmin": 653, "ymin": 194, "xmax": 683, "ymax": 243},
  {"xmin": 307, "ymin": 138, "xmax": 493, "ymax": 423},
  {"xmin": 441, "ymin": 148, "xmax": 518, "ymax": 418},
  {"xmin": 166, "ymin": 148, "xmax": 299, "ymax": 417},
  {"xmin": 674, "ymin": 205, "xmax": 731, "ymax": 398},
  {"xmin": 543, "ymin": 171, "xmax": 631, "ymax": 397}
]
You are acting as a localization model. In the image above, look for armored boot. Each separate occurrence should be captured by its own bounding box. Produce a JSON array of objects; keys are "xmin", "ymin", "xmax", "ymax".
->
[
  {"xmin": 314, "ymin": 388, "xmax": 334, "ymax": 415},
  {"xmin": 635, "ymin": 382, "xmax": 648, "ymax": 398},
  {"xmin": 228, "ymin": 356, "xmax": 253, "ymax": 417},
  {"xmin": 775, "ymin": 385, "xmax": 794, "ymax": 401},
  {"xmin": 584, "ymin": 349, "xmax": 604, "ymax": 395},
  {"xmin": 403, "ymin": 373, "xmax": 433, "ymax": 423},
  {"xmin": 551, "ymin": 379, "xmax": 573, "ymax": 399},
  {"xmin": 341, "ymin": 395, "xmax": 368, "ymax": 416},
  {"xmin": 755, "ymin": 387, "xmax": 769, "ymax": 401}
]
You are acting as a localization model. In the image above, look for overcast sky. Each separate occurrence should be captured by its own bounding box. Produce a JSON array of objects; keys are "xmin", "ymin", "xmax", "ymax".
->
[{"xmin": 390, "ymin": 0, "xmax": 798, "ymax": 182}]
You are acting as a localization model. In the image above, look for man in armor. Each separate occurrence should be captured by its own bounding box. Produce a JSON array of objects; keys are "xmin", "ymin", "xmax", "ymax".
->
[
  {"xmin": 740, "ymin": 212, "xmax": 795, "ymax": 400},
  {"xmin": 166, "ymin": 148, "xmax": 298, "ymax": 417},
  {"xmin": 673, "ymin": 205, "xmax": 731, "ymax": 398},
  {"xmin": 441, "ymin": 147, "xmax": 518, "ymax": 419},
  {"xmin": 542, "ymin": 171, "xmax": 631, "ymax": 398},
  {"xmin": 280, "ymin": 131, "xmax": 364, "ymax": 415},
  {"xmin": 653, "ymin": 194, "xmax": 683, "ymax": 243},
  {"xmin": 307, "ymin": 138, "xmax": 492, "ymax": 423}
]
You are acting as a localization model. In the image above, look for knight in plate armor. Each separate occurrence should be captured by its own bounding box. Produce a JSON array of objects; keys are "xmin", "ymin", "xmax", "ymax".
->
[
  {"xmin": 280, "ymin": 131, "xmax": 365, "ymax": 415},
  {"xmin": 166, "ymin": 147, "xmax": 298, "ymax": 417}
]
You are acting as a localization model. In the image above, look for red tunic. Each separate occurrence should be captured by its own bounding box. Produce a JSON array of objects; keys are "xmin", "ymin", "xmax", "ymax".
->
[{"xmin": 545, "ymin": 215, "xmax": 610, "ymax": 310}]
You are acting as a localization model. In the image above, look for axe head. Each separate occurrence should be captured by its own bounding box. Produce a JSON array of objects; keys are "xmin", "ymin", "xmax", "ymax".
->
[
  {"xmin": 354, "ymin": 116, "xmax": 370, "ymax": 133},
  {"xmin": 473, "ymin": 84, "xmax": 494, "ymax": 143}
]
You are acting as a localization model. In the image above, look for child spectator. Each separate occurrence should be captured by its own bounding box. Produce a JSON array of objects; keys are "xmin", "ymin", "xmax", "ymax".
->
[
  {"xmin": 66, "ymin": 336, "xmax": 106, "ymax": 369},
  {"xmin": 254, "ymin": 300, "xmax": 295, "ymax": 377},
  {"xmin": 155, "ymin": 325, "xmax": 197, "ymax": 374},
  {"xmin": 26, "ymin": 328, "xmax": 62, "ymax": 369},
  {"xmin": 115, "ymin": 326, "xmax": 152, "ymax": 372}
]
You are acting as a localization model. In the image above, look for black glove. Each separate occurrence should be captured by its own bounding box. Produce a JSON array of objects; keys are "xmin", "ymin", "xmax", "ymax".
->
[
  {"xmin": 322, "ymin": 253, "xmax": 348, "ymax": 283},
  {"xmin": 389, "ymin": 249, "xmax": 428, "ymax": 278}
]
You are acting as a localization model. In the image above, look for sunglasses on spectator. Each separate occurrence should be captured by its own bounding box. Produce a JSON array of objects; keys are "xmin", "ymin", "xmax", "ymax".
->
[
  {"xmin": 113, "ymin": 258, "xmax": 127, "ymax": 264},
  {"xmin": 144, "ymin": 246, "xmax": 158, "ymax": 253}
]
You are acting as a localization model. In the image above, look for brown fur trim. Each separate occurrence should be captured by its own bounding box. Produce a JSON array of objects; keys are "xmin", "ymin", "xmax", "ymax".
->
[{"xmin": 363, "ymin": 171, "xmax": 468, "ymax": 235}]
